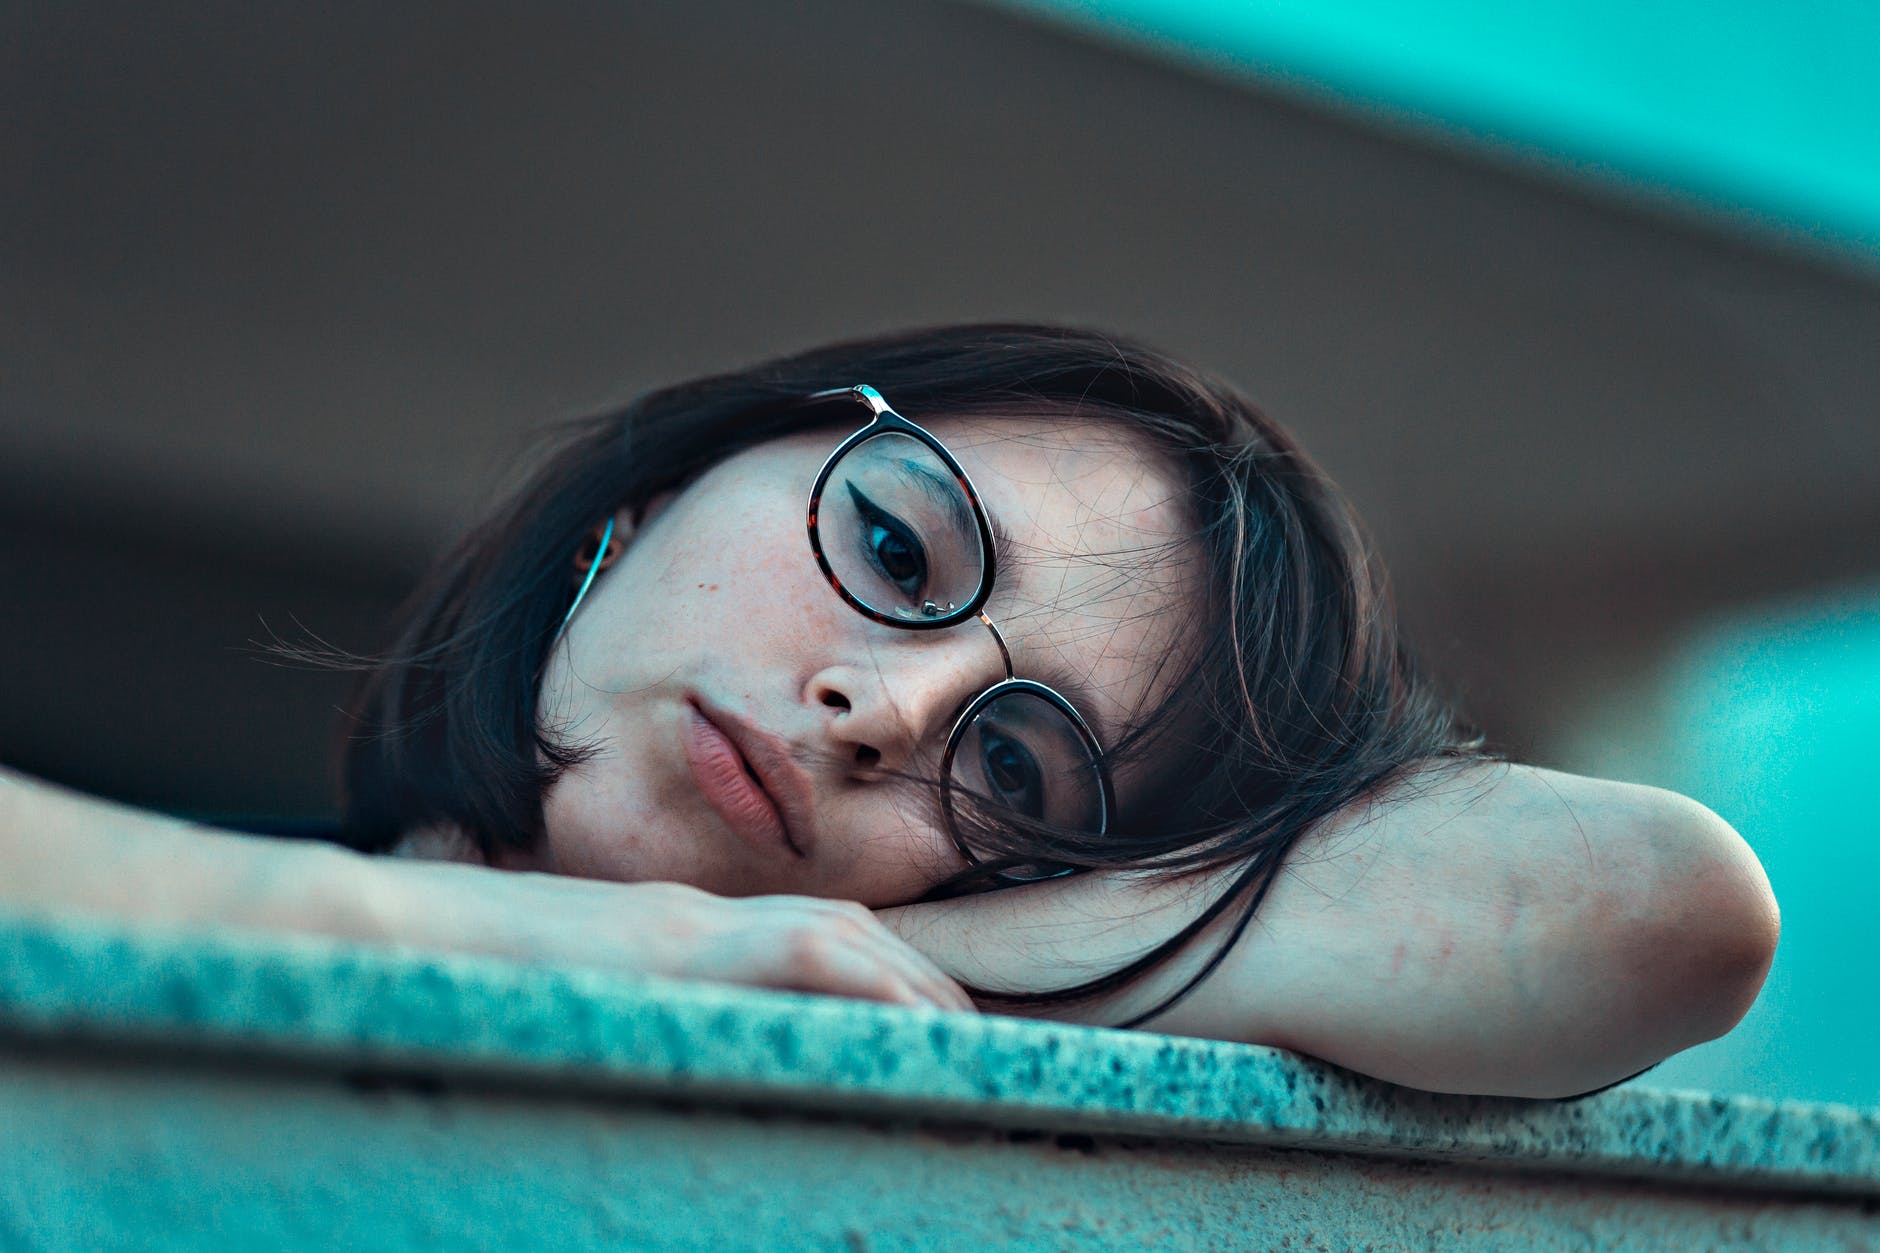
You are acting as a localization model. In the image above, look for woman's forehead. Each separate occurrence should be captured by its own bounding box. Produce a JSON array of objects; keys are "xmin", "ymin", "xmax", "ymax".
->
[
  {"xmin": 927, "ymin": 413, "xmax": 1194, "ymax": 564},
  {"xmin": 925, "ymin": 414, "xmax": 1203, "ymax": 727}
]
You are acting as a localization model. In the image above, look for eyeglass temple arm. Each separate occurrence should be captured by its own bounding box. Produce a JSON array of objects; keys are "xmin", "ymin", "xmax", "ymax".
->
[
  {"xmin": 554, "ymin": 514, "xmax": 616, "ymax": 642},
  {"xmin": 800, "ymin": 384, "xmax": 892, "ymax": 415}
]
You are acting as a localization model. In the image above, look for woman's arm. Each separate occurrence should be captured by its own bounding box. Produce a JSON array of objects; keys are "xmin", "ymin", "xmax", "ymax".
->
[
  {"xmin": 880, "ymin": 762, "xmax": 1779, "ymax": 1098},
  {"xmin": 0, "ymin": 768, "xmax": 972, "ymax": 1012},
  {"xmin": 0, "ymin": 767, "xmax": 388, "ymax": 940}
]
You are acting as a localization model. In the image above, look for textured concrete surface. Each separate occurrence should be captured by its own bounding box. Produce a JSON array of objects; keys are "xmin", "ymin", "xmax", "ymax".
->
[
  {"xmin": 6, "ymin": 1050, "xmax": 1877, "ymax": 1253},
  {"xmin": 2, "ymin": 907, "xmax": 1874, "ymax": 1204}
]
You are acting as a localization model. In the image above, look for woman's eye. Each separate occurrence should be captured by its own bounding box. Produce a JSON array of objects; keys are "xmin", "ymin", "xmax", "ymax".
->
[
  {"xmin": 847, "ymin": 484, "xmax": 929, "ymax": 596},
  {"xmin": 978, "ymin": 729, "xmax": 1045, "ymax": 819}
]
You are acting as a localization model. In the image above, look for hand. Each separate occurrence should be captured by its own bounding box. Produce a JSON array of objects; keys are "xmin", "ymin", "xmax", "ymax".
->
[
  {"xmin": 377, "ymin": 866, "xmax": 976, "ymax": 1013},
  {"xmin": 645, "ymin": 883, "xmax": 978, "ymax": 1012}
]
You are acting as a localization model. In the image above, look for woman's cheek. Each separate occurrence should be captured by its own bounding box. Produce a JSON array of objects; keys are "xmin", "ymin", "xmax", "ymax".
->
[{"xmin": 542, "ymin": 765, "xmax": 651, "ymax": 883}]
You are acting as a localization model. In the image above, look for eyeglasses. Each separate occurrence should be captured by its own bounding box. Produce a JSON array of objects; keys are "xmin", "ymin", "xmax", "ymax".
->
[{"xmin": 804, "ymin": 385, "xmax": 1114, "ymax": 881}]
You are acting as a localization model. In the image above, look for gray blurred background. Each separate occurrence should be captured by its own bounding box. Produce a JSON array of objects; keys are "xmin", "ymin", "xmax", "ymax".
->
[{"xmin": 4, "ymin": 1, "xmax": 1876, "ymax": 1103}]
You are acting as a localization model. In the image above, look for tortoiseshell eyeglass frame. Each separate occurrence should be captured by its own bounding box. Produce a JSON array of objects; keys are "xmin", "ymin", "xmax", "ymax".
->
[{"xmin": 799, "ymin": 384, "xmax": 1114, "ymax": 880}]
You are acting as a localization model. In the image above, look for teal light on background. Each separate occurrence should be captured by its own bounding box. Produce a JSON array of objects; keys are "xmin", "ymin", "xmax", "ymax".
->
[
  {"xmin": 1645, "ymin": 588, "xmax": 1880, "ymax": 1107},
  {"xmin": 993, "ymin": 0, "xmax": 1880, "ymax": 268}
]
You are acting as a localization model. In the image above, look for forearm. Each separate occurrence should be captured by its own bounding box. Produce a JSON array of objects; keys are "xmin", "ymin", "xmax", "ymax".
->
[
  {"xmin": 884, "ymin": 762, "xmax": 1779, "ymax": 1097},
  {"xmin": 0, "ymin": 767, "xmax": 382, "ymax": 942},
  {"xmin": 1270, "ymin": 764, "xmax": 1777, "ymax": 1095},
  {"xmin": 0, "ymin": 769, "xmax": 975, "ymax": 1011},
  {"xmin": 0, "ymin": 769, "xmax": 585, "ymax": 961},
  {"xmin": 879, "ymin": 859, "xmax": 1266, "ymax": 1029}
]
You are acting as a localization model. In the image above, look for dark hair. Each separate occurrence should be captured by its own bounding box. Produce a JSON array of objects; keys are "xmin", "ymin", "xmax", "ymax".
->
[{"xmin": 336, "ymin": 324, "xmax": 1483, "ymax": 1024}]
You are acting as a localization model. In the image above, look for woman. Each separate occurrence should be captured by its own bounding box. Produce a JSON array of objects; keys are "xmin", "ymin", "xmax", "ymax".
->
[{"xmin": 0, "ymin": 324, "xmax": 1778, "ymax": 1098}]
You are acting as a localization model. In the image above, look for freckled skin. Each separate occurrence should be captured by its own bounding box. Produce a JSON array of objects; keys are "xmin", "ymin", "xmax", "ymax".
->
[{"xmin": 534, "ymin": 415, "xmax": 1202, "ymax": 907}]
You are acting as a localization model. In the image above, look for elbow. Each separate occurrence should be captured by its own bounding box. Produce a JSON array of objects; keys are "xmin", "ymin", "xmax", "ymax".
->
[
  {"xmin": 1506, "ymin": 791, "xmax": 1776, "ymax": 1099},
  {"xmin": 1630, "ymin": 794, "xmax": 1779, "ymax": 1051}
]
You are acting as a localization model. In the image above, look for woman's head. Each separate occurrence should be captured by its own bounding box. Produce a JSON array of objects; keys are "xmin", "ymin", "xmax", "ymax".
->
[
  {"xmin": 532, "ymin": 394, "xmax": 1203, "ymax": 905},
  {"xmin": 340, "ymin": 325, "xmax": 1479, "ymax": 992}
]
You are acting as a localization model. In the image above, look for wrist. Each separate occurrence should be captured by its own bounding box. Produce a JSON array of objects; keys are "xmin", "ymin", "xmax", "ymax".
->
[
  {"xmin": 188, "ymin": 831, "xmax": 396, "ymax": 949},
  {"xmin": 347, "ymin": 851, "xmax": 492, "ymax": 955}
]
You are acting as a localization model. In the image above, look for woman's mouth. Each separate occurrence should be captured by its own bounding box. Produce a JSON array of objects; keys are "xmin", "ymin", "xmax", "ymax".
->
[{"xmin": 680, "ymin": 701, "xmax": 806, "ymax": 859}]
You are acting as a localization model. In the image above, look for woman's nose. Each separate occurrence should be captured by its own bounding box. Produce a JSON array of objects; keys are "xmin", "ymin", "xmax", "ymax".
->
[{"xmin": 806, "ymin": 632, "xmax": 998, "ymax": 773}]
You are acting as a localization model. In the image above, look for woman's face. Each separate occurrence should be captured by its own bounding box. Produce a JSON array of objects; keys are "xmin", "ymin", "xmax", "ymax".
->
[{"xmin": 534, "ymin": 412, "xmax": 1201, "ymax": 906}]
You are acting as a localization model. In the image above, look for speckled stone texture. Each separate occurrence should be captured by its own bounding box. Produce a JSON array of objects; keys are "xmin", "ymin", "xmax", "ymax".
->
[
  {"xmin": 10, "ymin": 1055, "xmax": 1879, "ymax": 1252},
  {"xmin": 2, "ymin": 907, "xmax": 1873, "ymax": 1202}
]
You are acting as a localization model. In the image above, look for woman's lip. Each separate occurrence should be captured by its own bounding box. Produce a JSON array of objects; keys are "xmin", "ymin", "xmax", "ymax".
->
[{"xmin": 681, "ymin": 701, "xmax": 808, "ymax": 859}]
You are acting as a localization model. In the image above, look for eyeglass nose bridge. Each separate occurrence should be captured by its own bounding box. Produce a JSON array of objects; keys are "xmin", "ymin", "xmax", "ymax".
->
[
  {"xmin": 858, "ymin": 607, "xmax": 1014, "ymax": 714},
  {"xmin": 972, "ymin": 610, "xmax": 1016, "ymax": 682}
]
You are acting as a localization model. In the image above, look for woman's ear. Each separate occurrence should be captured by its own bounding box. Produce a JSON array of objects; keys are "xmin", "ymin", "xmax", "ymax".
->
[
  {"xmin": 572, "ymin": 512, "xmax": 632, "ymax": 580},
  {"xmin": 571, "ymin": 496, "xmax": 672, "ymax": 583}
]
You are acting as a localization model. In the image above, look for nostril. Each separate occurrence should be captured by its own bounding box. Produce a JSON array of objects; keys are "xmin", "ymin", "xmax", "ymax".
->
[{"xmin": 821, "ymin": 689, "xmax": 851, "ymax": 711}]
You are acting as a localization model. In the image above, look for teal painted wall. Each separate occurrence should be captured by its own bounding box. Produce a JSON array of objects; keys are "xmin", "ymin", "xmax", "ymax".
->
[
  {"xmin": 996, "ymin": 1, "xmax": 1880, "ymax": 267},
  {"xmin": 1648, "ymin": 589, "xmax": 1880, "ymax": 1107}
]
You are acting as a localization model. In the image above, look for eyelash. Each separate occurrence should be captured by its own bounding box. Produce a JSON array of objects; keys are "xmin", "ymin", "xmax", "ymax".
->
[{"xmin": 849, "ymin": 488, "xmax": 928, "ymax": 593}]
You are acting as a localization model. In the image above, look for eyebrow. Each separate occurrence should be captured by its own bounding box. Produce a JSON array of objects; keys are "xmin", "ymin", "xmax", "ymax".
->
[
  {"xmin": 896, "ymin": 458, "xmax": 1114, "ymax": 749},
  {"xmin": 895, "ymin": 457, "xmax": 1019, "ymax": 582}
]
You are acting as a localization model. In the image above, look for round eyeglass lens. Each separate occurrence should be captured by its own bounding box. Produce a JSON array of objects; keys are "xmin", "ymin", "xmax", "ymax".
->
[
  {"xmin": 817, "ymin": 431, "xmax": 987, "ymax": 623},
  {"xmin": 949, "ymin": 687, "xmax": 1106, "ymax": 838}
]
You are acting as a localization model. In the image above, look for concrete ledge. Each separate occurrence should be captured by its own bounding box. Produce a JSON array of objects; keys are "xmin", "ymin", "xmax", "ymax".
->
[
  {"xmin": 4, "ymin": 908, "xmax": 1873, "ymax": 1188},
  {"xmin": 3, "ymin": 908, "xmax": 1876, "ymax": 1249}
]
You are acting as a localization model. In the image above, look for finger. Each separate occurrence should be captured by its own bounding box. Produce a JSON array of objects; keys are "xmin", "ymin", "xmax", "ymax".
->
[
  {"xmin": 864, "ymin": 939, "xmax": 976, "ymax": 1013},
  {"xmin": 756, "ymin": 897, "xmax": 975, "ymax": 1013},
  {"xmin": 828, "ymin": 908, "xmax": 976, "ymax": 1012},
  {"xmin": 777, "ymin": 941, "xmax": 942, "ymax": 1010},
  {"xmin": 888, "ymin": 953, "xmax": 974, "ymax": 1013},
  {"xmin": 840, "ymin": 947, "xmax": 964, "ymax": 1012},
  {"xmin": 740, "ymin": 911, "xmax": 952, "ymax": 1010}
]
